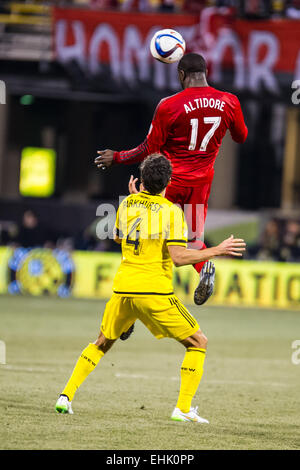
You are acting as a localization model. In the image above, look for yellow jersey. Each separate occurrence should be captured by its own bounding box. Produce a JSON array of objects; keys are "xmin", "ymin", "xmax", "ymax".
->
[{"xmin": 113, "ymin": 190, "xmax": 188, "ymax": 295}]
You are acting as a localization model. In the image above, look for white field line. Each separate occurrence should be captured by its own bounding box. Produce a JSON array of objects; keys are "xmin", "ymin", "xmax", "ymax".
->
[
  {"xmin": 0, "ymin": 366, "xmax": 289, "ymax": 388},
  {"xmin": 115, "ymin": 372, "xmax": 288, "ymax": 387},
  {"xmin": 1, "ymin": 365, "xmax": 50, "ymax": 372}
]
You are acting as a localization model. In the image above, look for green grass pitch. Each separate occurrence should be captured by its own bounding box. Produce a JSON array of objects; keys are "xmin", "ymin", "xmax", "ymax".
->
[{"xmin": 1, "ymin": 295, "xmax": 300, "ymax": 450}]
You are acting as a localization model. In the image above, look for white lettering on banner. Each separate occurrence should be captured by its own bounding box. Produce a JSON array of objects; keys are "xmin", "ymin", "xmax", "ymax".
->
[
  {"xmin": 54, "ymin": 16, "xmax": 285, "ymax": 94},
  {"xmin": 122, "ymin": 25, "xmax": 158, "ymax": 84},
  {"xmin": 248, "ymin": 31, "xmax": 279, "ymax": 93},
  {"xmin": 210, "ymin": 29, "xmax": 245, "ymax": 90},
  {"xmin": 89, "ymin": 24, "xmax": 121, "ymax": 78},
  {"xmin": 56, "ymin": 20, "xmax": 86, "ymax": 69},
  {"xmin": 210, "ymin": 29, "xmax": 280, "ymax": 93},
  {"xmin": 55, "ymin": 19, "xmax": 176, "ymax": 89}
]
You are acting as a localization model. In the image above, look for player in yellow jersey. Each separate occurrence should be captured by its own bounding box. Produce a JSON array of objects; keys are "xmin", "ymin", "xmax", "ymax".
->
[{"xmin": 55, "ymin": 154, "xmax": 246, "ymax": 422}]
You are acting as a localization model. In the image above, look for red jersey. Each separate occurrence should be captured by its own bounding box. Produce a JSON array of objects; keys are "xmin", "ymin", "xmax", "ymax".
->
[{"xmin": 113, "ymin": 86, "xmax": 248, "ymax": 187}]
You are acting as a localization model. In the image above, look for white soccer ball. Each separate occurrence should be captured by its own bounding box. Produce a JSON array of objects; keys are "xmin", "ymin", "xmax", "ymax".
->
[{"xmin": 150, "ymin": 29, "xmax": 186, "ymax": 64}]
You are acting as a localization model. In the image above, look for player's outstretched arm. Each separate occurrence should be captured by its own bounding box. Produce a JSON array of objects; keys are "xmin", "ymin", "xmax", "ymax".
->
[
  {"xmin": 95, "ymin": 100, "xmax": 169, "ymax": 170},
  {"xmin": 168, "ymin": 235, "xmax": 246, "ymax": 267},
  {"xmin": 95, "ymin": 145, "xmax": 149, "ymax": 169}
]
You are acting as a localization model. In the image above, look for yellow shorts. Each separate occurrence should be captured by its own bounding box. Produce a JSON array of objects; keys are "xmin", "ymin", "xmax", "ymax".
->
[{"xmin": 100, "ymin": 293, "xmax": 200, "ymax": 341}]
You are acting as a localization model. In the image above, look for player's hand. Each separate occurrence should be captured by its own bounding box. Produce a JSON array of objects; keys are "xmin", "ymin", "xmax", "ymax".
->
[
  {"xmin": 216, "ymin": 235, "xmax": 246, "ymax": 257},
  {"xmin": 128, "ymin": 175, "xmax": 139, "ymax": 194},
  {"xmin": 95, "ymin": 149, "xmax": 115, "ymax": 170}
]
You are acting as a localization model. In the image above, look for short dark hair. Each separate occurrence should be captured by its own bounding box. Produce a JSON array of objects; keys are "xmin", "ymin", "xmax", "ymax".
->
[
  {"xmin": 178, "ymin": 53, "xmax": 207, "ymax": 75},
  {"xmin": 140, "ymin": 154, "xmax": 172, "ymax": 195}
]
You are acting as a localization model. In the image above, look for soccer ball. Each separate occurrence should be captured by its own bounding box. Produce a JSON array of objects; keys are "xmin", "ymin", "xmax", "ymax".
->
[{"xmin": 150, "ymin": 29, "xmax": 186, "ymax": 64}]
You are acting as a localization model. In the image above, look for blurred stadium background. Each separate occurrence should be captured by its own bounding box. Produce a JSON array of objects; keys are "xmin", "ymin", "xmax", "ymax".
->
[
  {"xmin": 0, "ymin": 0, "xmax": 300, "ymax": 306},
  {"xmin": 0, "ymin": 0, "xmax": 300, "ymax": 450}
]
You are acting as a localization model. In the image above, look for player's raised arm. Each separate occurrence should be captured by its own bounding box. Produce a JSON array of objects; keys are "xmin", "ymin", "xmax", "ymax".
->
[
  {"xmin": 168, "ymin": 235, "xmax": 246, "ymax": 267},
  {"xmin": 128, "ymin": 175, "xmax": 140, "ymax": 194}
]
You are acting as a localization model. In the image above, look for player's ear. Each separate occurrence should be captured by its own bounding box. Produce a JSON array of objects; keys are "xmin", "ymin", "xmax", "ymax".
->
[{"xmin": 178, "ymin": 68, "xmax": 185, "ymax": 87}]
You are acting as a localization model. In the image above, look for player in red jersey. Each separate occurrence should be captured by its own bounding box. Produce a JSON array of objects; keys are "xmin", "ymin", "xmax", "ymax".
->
[{"xmin": 95, "ymin": 53, "xmax": 248, "ymax": 306}]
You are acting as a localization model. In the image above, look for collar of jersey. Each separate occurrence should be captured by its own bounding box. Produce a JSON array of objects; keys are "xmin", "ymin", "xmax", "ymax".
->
[{"xmin": 140, "ymin": 191, "xmax": 163, "ymax": 197}]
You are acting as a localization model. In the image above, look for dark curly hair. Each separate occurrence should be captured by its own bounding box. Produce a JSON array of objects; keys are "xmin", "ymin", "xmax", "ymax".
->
[
  {"xmin": 178, "ymin": 53, "xmax": 207, "ymax": 75},
  {"xmin": 140, "ymin": 154, "xmax": 172, "ymax": 195}
]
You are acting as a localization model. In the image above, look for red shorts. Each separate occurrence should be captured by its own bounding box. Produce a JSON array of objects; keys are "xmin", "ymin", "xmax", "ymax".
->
[{"xmin": 165, "ymin": 178, "xmax": 213, "ymax": 250}]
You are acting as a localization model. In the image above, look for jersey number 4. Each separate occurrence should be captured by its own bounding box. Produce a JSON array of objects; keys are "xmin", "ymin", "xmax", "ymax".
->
[
  {"xmin": 189, "ymin": 117, "xmax": 221, "ymax": 152},
  {"xmin": 126, "ymin": 217, "xmax": 142, "ymax": 255}
]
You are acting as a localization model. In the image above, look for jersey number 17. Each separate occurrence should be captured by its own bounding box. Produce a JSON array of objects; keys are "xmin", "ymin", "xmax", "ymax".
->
[{"xmin": 189, "ymin": 117, "xmax": 221, "ymax": 152}]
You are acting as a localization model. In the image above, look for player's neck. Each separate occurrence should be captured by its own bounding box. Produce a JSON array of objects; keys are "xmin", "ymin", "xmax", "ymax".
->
[{"xmin": 184, "ymin": 77, "xmax": 209, "ymax": 89}]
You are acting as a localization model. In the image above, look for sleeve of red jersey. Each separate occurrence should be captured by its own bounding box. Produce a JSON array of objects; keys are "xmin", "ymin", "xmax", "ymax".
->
[
  {"xmin": 229, "ymin": 96, "xmax": 248, "ymax": 144},
  {"xmin": 113, "ymin": 99, "xmax": 170, "ymax": 165}
]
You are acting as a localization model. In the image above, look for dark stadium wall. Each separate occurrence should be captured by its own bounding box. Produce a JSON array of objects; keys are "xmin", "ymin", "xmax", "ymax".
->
[
  {"xmin": 0, "ymin": 95, "xmax": 154, "ymax": 201},
  {"xmin": 235, "ymin": 101, "xmax": 287, "ymax": 210}
]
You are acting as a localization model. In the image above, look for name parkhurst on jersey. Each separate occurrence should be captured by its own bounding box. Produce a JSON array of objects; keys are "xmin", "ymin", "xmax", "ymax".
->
[{"xmin": 113, "ymin": 191, "xmax": 188, "ymax": 296}]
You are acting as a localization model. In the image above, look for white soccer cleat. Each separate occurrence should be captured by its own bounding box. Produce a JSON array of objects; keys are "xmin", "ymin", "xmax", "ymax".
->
[
  {"xmin": 171, "ymin": 406, "xmax": 209, "ymax": 423},
  {"xmin": 55, "ymin": 395, "xmax": 74, "ymax": 414}
]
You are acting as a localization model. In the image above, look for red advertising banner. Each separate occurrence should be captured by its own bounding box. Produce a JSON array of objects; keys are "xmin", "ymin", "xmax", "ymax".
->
[{"xmin": 53, "ymin": 7, "xmax": 300, "ymax": 97}]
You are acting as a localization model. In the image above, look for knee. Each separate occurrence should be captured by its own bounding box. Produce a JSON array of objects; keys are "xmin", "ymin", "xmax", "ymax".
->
[
  {"xmin": 182, "ymin": 330, "xmax": 208, "ymax": 350},
  {"xmin": 193, "ymin": 331, "xmax": 208, "ymax": 350},
  {"xmin": 198, "ymin": 332, "xmax": 208, "ymax": 349},
  {"xmin": 94, "ymin": 332, "xmax": 115, "ymax": 354}
]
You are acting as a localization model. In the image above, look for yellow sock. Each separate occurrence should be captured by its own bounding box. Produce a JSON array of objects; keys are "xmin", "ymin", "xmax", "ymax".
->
[
  {"xmin": 176, "ymin": 347, "xmax": 206, "ymax": 413},
  {"xmin": 62, "ymin": 343, "xmax": 104, "ymax": 401}
]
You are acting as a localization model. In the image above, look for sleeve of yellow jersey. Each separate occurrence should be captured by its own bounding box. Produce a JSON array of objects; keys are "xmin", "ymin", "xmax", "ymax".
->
[{"xmin": 166, "ymin": 204, "xmax": 188, "ymax": 247}]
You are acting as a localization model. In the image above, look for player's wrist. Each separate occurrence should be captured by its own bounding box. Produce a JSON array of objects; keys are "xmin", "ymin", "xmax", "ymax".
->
[
  {"xmin": 113, "ymin": 151, "xmax": 121, "ymax": 164},
  {"xmin": 208, "ymin": 246, "xmax": 221, "ymax": 258}
]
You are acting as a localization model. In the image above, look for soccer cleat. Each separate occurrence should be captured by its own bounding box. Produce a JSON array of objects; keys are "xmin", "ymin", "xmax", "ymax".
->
[
  {"xmin": 194, "ymin": 261, "xmax": 215, "ymax": 305},
  {"xmin": 120, "ymin": 323, "xmax": 135, "ymax": 341},
  {"xmin": 55, "ymin": 395, "xmax": 74, "ymax": 414},
  {"xmin": 171, "ymin": 406, "xmax": 209, "ymax": 423}
]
